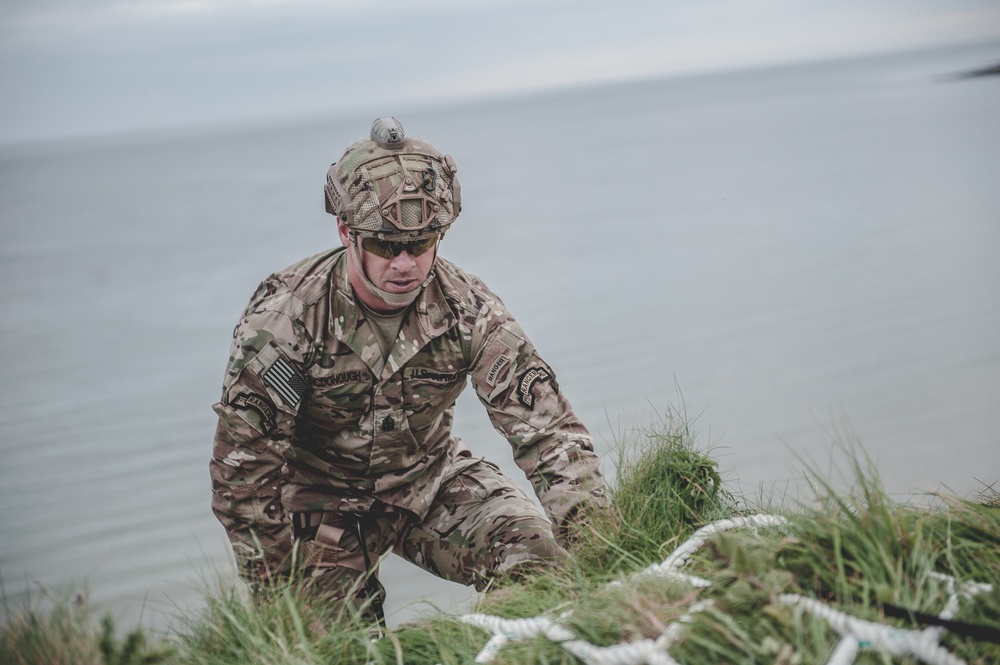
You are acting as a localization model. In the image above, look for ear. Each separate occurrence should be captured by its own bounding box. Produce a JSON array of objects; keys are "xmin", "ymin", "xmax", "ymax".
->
[{"xmin": 336, "ymin": 220, "xmax": 351, "ymax": 248}]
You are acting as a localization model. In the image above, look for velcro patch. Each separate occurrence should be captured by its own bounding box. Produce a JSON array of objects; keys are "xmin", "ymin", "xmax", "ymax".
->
[
  {"xmin": 262, "ymin": 356, "xmax": 308, "ymax": 408},
  {"xmin": 314, "ymin": 369, "xmax": 370, "ymax": 388},
  {"xmin": 404, "ymin": 367, "xmax": 462, "ymax": 384},
  {"xmin": 516, "ymin": 367, "xmax": 552, "ymax": 409},
  {"xmin": 232, "ymin": 392, "xmax": 276, "ymax": 434},
  {"xmin": 486, "ymin": 354, "xmax": 514, "ymax": 387}
]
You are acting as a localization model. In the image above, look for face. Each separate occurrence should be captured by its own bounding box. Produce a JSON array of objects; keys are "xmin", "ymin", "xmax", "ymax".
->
[{"xmin": 337, "ymin": 220, "xmax": 438, "ymax": 312}]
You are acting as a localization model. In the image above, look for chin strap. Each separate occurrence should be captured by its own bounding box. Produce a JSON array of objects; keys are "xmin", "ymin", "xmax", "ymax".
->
[{"xmin": 350, "ymin": 234, "xmax": 438, "ymax": 309}]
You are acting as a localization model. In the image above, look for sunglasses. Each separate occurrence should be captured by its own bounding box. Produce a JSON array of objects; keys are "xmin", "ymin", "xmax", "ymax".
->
[{"xmin": 361, "ymin": 235, "xmax": 439, "ymax": 259}]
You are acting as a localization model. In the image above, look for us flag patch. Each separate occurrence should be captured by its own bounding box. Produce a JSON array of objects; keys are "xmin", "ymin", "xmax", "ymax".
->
[{"xmin": 262, "ymin": 356, "xmax": 308, "ymax": 408}]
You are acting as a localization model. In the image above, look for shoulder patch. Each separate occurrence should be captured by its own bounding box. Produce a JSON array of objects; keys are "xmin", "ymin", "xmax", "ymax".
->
[
  {"xmin": 262, "ymin": 356, "xmax": 308, "ymax": 408},
  {"xmin": 516, "ymin": 367, "xmax": 552, "ymax": 409},
  {"xmin": 232, "ymin": 392, "xmax": 276, "ymax": 434},
  {"xmin": 486, "ymin": 354, "xmax": 514, "ymax": 387}
]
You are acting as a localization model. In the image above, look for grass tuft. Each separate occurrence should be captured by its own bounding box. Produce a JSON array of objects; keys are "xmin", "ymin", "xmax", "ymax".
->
[
  {"xmin": 0, "ymin": 586, "xmax": 173, "ymax": 665},
  {"xmin": 574, "ymin": 407, "xmax": 736, "ymax": 577}
]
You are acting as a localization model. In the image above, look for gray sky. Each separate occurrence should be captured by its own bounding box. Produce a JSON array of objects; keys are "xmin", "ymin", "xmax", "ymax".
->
[{"xmin": 2, "ymin": 0, "xmax": 999, "ymax": 144}]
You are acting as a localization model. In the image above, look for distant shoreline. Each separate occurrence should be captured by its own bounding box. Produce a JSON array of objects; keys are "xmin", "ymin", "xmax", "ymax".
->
[{"xmin": 956, "ymin": 61, "xmax": 1000, "ymax": 78}]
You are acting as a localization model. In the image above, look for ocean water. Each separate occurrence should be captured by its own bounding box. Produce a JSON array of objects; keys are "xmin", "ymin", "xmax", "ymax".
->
[{"xmin": 1, "ymin": 42, "xmax": 998, "ymax": 630}]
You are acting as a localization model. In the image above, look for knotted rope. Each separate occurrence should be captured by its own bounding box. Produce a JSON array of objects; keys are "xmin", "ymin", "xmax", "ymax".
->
[{"xmin": 459, "ymin": 514, "xmax": 993, "ymax": 664}]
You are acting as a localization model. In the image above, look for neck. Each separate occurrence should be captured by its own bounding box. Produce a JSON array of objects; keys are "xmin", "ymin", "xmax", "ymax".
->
[
  {"xmin": 348, "ymin": 271, "xmax": 411, "ymax": 313},
  {"xmin": 346, "ymin": 241, "xmax": 427, "ymax": 313}
]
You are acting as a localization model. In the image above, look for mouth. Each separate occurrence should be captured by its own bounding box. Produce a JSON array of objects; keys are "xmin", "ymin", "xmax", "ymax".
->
[{"xmin": 385, "ymin": 278, "xmax": 419, "ymax": 292}]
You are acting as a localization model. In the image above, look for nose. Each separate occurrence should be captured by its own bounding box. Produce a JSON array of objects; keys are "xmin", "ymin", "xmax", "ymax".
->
[{"xmin": 389, "ymin": 250, "xmax": 417, "ymax": 271}]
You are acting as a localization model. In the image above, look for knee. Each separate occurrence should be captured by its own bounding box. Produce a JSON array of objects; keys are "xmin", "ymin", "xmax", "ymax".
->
[
  {"xmin": 304, "ymin": 566, "xmax": 386, "ymax": 623},
  {"xmin": 487, "ymin": 514, "xmax": 568, "ymax": 582}
]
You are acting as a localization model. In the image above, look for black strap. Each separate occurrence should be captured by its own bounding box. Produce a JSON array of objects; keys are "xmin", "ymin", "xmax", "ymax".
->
[
  {"xmin": 880, "ymin": 603, "xmax": 1000, "ymax": 644},
  {"xmin": 353, "ymin": 513, "xmax": 386, "ymax": 627},
  {"xmin": 292, "ymin": 512, "xmax": 320, "ymax": 541}
]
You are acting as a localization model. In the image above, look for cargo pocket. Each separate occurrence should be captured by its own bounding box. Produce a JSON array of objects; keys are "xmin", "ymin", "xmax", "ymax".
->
[{"xmin": 440, "ymin": 459, "xmax": 524, "ymax": 516}]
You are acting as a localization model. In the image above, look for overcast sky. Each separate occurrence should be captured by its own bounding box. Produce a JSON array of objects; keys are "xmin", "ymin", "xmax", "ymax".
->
[{"xmin": 2, "ymin": 0, "xmax": 999, "ymax": 144}]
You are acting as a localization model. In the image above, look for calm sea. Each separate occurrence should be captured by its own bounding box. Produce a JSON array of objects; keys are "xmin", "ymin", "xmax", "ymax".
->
[{"xmin": 2, "ymin": 42, "xmax": 998, "ymax": 631}]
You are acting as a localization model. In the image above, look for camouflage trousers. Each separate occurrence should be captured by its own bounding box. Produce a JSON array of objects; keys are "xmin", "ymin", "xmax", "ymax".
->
[{"xmin": 291, "ymin": 459, "xmax": 567, "ymax": 613}]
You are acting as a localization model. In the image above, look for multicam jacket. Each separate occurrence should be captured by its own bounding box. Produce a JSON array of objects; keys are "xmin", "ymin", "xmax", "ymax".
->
[{"xmin": 210, "ymin": 247, "xmax": 606, "ymax": 577}]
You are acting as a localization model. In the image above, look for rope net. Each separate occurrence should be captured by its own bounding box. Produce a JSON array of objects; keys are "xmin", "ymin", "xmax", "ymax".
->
[{"xmin": 458, "ymin": 515, "xmax": 994, "ymax": 665}]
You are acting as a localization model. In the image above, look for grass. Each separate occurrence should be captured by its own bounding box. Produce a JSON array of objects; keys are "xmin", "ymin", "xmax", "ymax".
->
[
  {"xmin": 4, "ymin": 410, "xmax": 999, "ymax": 664},
  {"xmin": 0, "ymin": 586, "xmax": 174, "ymax": 665}
]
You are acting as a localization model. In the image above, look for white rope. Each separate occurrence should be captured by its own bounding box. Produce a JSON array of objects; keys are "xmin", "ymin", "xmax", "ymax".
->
[
  {"xmin": 609, "ymin": 514, "xmax": 788, "ymax": 590},
  {"xmin": 646, "ymin": 514, "xmax": 789, "ymax": 577},
  {"xmin": 458, "ymin": 515, "xmax": 992, "ymax": 665},
  {"xmin": 460, "ymin": 614, "xmax": 576, "ymax": 662},
  {"xmin": 462, "ymin": 515, "xmax": 779, "ymax": 663},
  {"xmin": 928, "ymin": 571, "xmax": 994, "ymax": 620},
  {"xmin": 777, "ymin": 594, "xmax": 969, "ymax": 665},
  {"xmin": 825, "ymin": 636, "xmax": 859, "ymax": 665},
  {"xmin": 799, "ymin": 571, "xmax": 995, "ymax": 665},
  {"xmin": 560, "ymin": 634, "xmax": 681, "ymax": 665},
  {"xmin": 460, "ymin": 600, "xmax": 715, "ymax": 664}
]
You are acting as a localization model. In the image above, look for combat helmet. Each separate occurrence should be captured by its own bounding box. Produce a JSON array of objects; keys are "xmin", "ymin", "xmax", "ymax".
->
[{"xmin": 325, "ymin": 117, "xmax": 461, "ymax": 240}]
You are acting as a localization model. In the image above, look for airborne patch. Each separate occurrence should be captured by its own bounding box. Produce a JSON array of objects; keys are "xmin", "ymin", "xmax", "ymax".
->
[
  {"xmin": 232, "ymin": 392, "xmax": 276, "ymax": 433},
  {"xmin": 262, "ymin": 356, "xmax": 308, "ymax": 408},
  {"xmin": 516, "ymin": 367, "xmax": 552, "ymax": 409}
]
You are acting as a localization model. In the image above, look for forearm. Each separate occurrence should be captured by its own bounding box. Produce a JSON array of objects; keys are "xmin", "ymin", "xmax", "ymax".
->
[
  {"xmin": 513, "ymin": 425, "xmax": 608, "ymax": 531},
  {"xmin": 209, "ymin": 419, "xmax": 292, "ymax": 581}
]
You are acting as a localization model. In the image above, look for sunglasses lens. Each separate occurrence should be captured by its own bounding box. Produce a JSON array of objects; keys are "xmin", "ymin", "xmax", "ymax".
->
[
  {"xmin": 409, "ymin": 236, "xmax": 438, "ymax": 256},
  {"xmin": 362, "ymin": 236, "xmax": 438, "ymax": 259},
  {"xmin": 361, "ymin": 238, "xmax": 395, "ymax": 259}
]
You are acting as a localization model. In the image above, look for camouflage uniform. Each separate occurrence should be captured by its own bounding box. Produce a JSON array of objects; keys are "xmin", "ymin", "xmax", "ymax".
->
[{"xmin": 211, "ymin": 226, "xmax": 605, "ymax": 609}]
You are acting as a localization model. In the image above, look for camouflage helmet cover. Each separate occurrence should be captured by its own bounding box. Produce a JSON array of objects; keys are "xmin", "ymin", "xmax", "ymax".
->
[{"xmin": 325, "ymin": 118, "xmax": 461, "ymax": 238}]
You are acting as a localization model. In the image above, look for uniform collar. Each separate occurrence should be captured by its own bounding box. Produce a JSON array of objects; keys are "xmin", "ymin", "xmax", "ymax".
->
[{"xmin": 329, "ymin": 250, "xmax": 456, "ymax": 377}]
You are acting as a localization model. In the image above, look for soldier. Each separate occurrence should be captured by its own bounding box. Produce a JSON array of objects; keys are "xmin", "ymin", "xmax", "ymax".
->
[{"xmin": 210, "ymin": 117, "xmax": 607, "ymax": 623}]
